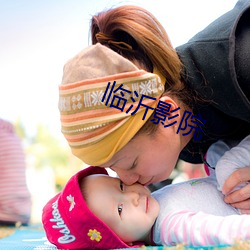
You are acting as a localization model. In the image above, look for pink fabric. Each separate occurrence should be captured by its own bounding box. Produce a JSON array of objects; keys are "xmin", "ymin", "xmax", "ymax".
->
[
  {"xmin": 203, "ymin": 152, "xmax": 210, "ymax": 176},
  {"xmin": 0, "ymin": 119, "xmax": 31, "ymax": 224},
  {"xmin": 160, "ymin": 210, "xmax": 250, "ymax": 246}
]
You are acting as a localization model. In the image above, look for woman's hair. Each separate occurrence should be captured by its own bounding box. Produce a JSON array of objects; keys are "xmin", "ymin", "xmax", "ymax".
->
[{"xmin": 90, "ymin": 5, "xmax": 195, "ymax": 136}]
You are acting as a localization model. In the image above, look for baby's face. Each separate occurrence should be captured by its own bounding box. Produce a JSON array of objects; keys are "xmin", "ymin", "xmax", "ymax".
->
[{"xmin": 84, "ymin": 174, "xmax": 160, "ymax": 244}]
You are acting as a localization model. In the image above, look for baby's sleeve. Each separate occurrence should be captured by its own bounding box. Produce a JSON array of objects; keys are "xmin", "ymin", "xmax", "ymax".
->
[
  {"xmin": 215, "ymin": 135, "xmax": 250, "ymax": 192},
  {"xmin": 159, "ymin": 210, "xmax": 250, "ymax": 247},
  {"xmin": 205, "ymin": 139, "xmax": 232, "ymax": 178}
]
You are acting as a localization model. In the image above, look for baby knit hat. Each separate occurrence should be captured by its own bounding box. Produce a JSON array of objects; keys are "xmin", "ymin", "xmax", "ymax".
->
[
  {"xmin": 59, "ymin": 43, "xmax": 165, "ymax": 166},
  {"xmin": 42, "ymin": 166, "xmax": 142, "ymax": 249}
]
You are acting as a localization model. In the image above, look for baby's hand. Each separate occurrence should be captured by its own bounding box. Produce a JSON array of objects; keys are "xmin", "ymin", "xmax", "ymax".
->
[{"xmin": 223, "ymin": 166, "xmax": 250, "ymax": 214}]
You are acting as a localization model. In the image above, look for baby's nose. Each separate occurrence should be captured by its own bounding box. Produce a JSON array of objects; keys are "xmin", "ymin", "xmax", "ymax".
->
[{"xmin": 126, "ymin": 191, "xmax": 140, "ymax": 206}]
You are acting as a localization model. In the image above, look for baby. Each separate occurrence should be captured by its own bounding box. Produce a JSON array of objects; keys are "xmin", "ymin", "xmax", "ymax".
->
[{"xmin": 42, "ymin": 135, "xmax": 250, "ymax": 249}]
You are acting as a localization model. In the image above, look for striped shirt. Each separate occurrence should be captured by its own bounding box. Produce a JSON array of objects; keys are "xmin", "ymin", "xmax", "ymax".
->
[{"xmin": 0, "ymin": 119, "xmax": 31, "ymax": 224}]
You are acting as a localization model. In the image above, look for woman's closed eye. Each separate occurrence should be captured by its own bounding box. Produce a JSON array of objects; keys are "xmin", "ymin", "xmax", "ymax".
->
[
  {"xmin": 120, "ymin": 180, "xmax": 124, "ymax": 191},
  {"xmin": 118, "ymin": 180, "xmax": 124, "ymax": 216}
]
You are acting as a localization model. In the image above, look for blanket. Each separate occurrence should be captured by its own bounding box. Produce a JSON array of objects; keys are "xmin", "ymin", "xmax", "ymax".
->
[{"xmin": 0, "ymin": 225, "xmax": 248, "ymax": 250}]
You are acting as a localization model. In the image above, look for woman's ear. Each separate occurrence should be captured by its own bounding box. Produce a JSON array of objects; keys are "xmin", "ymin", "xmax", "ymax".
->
[
  {"xmin": 159, "ymin": 96, "xmax": 179, "ymax": 111},
  {"xmin": 157, "ymin": 96, "xmax": 181, "ymax": 130}
]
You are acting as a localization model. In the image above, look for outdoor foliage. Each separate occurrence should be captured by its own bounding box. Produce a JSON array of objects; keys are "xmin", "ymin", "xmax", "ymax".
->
[{"xmin": 14, "ymin": 120, "xmax": 85, "ymax": 191}]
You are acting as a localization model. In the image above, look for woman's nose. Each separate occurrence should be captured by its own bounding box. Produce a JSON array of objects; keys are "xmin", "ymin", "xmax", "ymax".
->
[{"xmin": 112, "ymin": 168, "xmax": 139, "ymax": 185}]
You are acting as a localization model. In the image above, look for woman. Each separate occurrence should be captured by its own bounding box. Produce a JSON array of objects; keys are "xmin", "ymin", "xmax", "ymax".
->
[{"xmin": 59, "ymin": 1, "xmax": 250, "ymax": 211}]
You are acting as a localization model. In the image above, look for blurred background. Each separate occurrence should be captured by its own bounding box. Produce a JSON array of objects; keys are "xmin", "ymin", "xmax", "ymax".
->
[{"xmin": 0, "ymin": 0, "xmax": 238, "ymax": 223}]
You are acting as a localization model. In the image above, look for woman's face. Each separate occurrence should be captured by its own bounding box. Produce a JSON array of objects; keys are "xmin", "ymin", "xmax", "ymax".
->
[{"xmin": 100, "ymin": 125, "xmax": 182, "ymax": 185}]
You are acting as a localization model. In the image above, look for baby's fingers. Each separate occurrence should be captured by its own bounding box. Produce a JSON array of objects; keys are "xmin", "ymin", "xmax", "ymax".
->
[
  {"xmin": 224, "ymin": 185, "xmax": 250, "ymax": 210},
  {"xmin": 240, "ymin": 209, "xmax": 250, "ymax": 214},
  {"xmin": 222, "ymin": 167, "xmax": 250, "ymax": 195}
]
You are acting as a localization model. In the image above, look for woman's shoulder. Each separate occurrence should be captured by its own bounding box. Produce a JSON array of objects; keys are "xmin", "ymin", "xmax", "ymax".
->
[{"xmin": 176, "ymin": 0, "xmax": 250, "ymax": 123}]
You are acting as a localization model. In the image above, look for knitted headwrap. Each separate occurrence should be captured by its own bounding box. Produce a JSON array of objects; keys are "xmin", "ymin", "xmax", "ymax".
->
[{"xmin": 59, "ymin": 43, "xmax": 165, "ymax": 165}]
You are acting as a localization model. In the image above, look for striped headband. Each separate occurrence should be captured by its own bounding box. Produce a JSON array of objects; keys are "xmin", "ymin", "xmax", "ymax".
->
[{"xmin": 59, "ymin": 43, "xmax": 165, "ymax": 165}]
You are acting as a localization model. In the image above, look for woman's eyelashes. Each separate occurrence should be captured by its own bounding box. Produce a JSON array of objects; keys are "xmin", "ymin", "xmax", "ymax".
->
[
  {"xmin": 120, "ymin": 180, "xmax": 124, "ymax": 191},
  {"xmin": 118, "ymin": 180, "xmax": 124, "ymax": 216}
]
